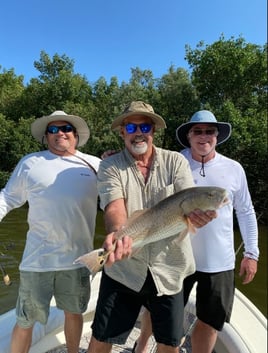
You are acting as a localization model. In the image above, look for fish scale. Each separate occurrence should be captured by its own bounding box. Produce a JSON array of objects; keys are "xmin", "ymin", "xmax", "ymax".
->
[{"xmin": 117, "ymin": 213, "xmax": 189, "ymax": 249}]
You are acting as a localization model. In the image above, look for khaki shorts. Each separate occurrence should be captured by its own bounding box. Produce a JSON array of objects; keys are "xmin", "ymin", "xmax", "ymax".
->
[{"xmin": 16, "ymin": 268, "xmax": 90, "ymax": 328}]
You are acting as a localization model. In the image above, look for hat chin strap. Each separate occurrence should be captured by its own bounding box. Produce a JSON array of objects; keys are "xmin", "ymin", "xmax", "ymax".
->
[
  {"xmin": 198, "ymin": 155, "xmax": 205, "ymax": 177},
  {"xmin": 41, "ymin": 135, "xmax": 48, "ymax": 145},
  {"xmin": 198, "ymin": 146, "xmax": 216, "ymax": 177},
  {"xmin": 75, "ymin": 135, "xmax": 79, "ymax": 148}
]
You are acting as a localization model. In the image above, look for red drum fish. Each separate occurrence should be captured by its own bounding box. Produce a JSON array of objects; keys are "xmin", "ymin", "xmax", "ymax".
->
[{"xmin": 74, "ymin": 186, "xmax": 229, "ymax": 275}]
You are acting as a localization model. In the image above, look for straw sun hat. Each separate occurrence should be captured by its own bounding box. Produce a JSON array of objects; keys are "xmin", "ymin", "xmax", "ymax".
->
[
  {"xmin": 31, "ymin": 111, "xmax": 90, "ymax": 147},
  {"xmin": 111, "ymin": 101, "xmax": 166, "ymax": 131}
]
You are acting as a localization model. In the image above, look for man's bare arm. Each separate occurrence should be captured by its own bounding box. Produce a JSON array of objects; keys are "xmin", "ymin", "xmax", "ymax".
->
[{"xmin": 103, "ymin": 198, "xmax": 132, "ymax": 266}]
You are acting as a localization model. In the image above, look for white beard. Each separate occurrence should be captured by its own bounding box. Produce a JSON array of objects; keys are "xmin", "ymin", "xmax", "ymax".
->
[{"xmin": 131, "ymin": 142, "xmax": 148, "ymax": 155}]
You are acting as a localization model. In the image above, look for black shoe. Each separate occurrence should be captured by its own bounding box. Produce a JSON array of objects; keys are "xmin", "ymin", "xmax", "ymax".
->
[{"xmin": 132, "ymin": 341, "xmax": 137, "ymax": 353}]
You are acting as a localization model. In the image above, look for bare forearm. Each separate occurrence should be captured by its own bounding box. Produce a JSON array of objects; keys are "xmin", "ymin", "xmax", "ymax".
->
[
  {"xmin": 104, "ymin": 198, "xmax": 127, "ymax": 233},
  {"xmin": 103, "ymin": 198, "xmax": 132, "ymax": 265}
]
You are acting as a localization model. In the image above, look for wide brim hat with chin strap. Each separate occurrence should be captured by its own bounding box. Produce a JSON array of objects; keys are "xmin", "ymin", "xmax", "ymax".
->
[
  {"xmin": 176, "ymin": 110, "xmax": 232, "ymax": 148},
  {"xmin": 31, "ymin": 110, "xmax": 90, "ymax": 147},
  {"xmin": 111, "ymin": 100, "xmax": 167, "ymax": 131}
]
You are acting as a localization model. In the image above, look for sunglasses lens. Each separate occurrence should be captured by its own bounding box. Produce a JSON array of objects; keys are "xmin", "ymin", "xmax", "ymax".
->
[
  {"xmin": 61, "ymin": 125, "xmax": 73, "ymax": 133},
  {"xmin": 140, "ymin": 123, "xmax": 152, "ymax": 133},
  {"xmin": 125, "ymin": 123, "xmax": 137, "ymax": 134},
  {"xmin": 206, "ymin": 129, "xmax": 217, "ymax": 135},
  {"xmin": 47, "ymin": 125, "xmax": 74, "ymax": 134},
  {"xmin": 125, "ymin": 123, "xmax": 152, "ymax": 134},
  {"xmin": 192, "ymin": 128, "xmax": 217, "ymax": 136},
  {"xmin": 47, "ymin": 126, "xmax": 59, "ymax": 134}
]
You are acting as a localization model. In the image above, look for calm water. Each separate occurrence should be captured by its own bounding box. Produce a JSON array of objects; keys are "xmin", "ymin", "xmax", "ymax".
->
[{"xmin": 0, "ymin": 205, "xmax": 267, "ymax": 317}]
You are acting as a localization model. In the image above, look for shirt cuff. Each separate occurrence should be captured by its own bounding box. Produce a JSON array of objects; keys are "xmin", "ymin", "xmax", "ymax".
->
[{"xmin": 243, "ymin": 251, "xmax": 259, "ymax": 261}]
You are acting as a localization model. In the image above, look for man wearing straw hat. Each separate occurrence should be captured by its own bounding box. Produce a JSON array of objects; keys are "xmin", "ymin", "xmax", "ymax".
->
[
  {"xmin": 134, "ymin": 110, "xmax": 259, "ymax": 353},
  {"xmin": 0, "ymin": 111, "xmax": 100, "ymax": 353},
  {"xmin": 87, "ymin": 102, "xmax": 216, "ymax": 353}
]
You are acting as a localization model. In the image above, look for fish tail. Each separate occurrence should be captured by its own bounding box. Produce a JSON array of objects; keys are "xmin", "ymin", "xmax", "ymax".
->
[{"xmin": 73, "ymin": 248, "xmax": 107, "ymax": 276}]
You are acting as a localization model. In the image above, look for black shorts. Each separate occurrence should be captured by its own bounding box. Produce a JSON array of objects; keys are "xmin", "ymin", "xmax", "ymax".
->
[
  {"xmin": 91, "ymin": 270, "xmax": 184, "ymax": 346},
  {"xmin": 183, "ymin": 270, "xmax": 235, "ymax": 331}
]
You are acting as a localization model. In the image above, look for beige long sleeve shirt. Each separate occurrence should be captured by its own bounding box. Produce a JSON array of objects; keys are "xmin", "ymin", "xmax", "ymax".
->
[{"xmin": 97, "ymin": 147, "xmax": 195, "ymax": 295}]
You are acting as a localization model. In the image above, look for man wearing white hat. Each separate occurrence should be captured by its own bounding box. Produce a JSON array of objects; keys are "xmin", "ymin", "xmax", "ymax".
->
[
  {"xmin": 134, "ymin": 110, "xmax": 259, "ymax": 353},
  {"xmin": 0, "ymin": 111, "xmax": 101, "ymax": 353},
  {"xmin": 176, "ymin": 110, "xmax": 258, "ymax": 353}
]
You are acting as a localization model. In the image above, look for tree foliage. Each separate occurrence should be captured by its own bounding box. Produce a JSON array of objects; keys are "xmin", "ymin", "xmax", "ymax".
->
[
  {"xmin": 0, "ymin": 36, "xmax": 267, "ymax": 223},
  {"xmin": 185, "ymin": 35, "xmax": 267, "ymax": 112}
]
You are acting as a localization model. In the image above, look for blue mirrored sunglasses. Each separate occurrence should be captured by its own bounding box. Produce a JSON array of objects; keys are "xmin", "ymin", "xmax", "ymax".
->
[
  {"xmin": 124, "ymin": 123, "xmax": 153, "ymax": 134},
  {"xmin": 46, "ymin": 125, "xmax": 74, "ymax": 134}
]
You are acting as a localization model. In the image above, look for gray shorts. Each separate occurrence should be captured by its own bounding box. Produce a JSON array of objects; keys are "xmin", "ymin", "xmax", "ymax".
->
[
  {"xmin": 16, "ymin": 268, "xmax": 90, "ymax": 328},
  {"xmin": 183, "ymin": 270, "xmax": 235, "ymax": 331}
]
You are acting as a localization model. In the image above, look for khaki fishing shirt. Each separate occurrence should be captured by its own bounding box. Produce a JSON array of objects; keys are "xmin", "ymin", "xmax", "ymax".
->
[{"xmin": 97, "ymin": 147, "xmax": 196, "ymax": 295}]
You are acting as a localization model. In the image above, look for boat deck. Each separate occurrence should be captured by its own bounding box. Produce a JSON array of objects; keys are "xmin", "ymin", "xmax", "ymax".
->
[
  {"xmin": 1, "ymin": 270, "xmax": 266, "ymax": 353},
  {"xmin": 45, "ymin": 321, "xmax": 193, "ymax": 353}
]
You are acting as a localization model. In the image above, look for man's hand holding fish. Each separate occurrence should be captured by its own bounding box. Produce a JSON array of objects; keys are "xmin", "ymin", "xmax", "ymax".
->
[
  {"xmin": 104, "ymin": 233, "xmax": 133, "ymax": 267},
  {"xmin": 187, "ymin": 208, "xmax": 217, "ymax": 227}
]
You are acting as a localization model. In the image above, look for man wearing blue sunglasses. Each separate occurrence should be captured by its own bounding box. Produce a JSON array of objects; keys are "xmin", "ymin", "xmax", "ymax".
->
[
  {"xmin": 0, "ymin": 110, "xmax": 101, "ymax": 353},
  {"xmin": 87, "ymin": 101, "xmax": 216, "ymax": 353}
]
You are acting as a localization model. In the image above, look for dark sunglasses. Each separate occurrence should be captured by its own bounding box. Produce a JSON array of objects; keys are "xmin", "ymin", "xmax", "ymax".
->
[
  {"xmin": 124, "ymin": 123, "xmax": 153, "ymax": 134},
  {"xmin": 189, "ymin": 128, "xmax": 218, "ymax": 136},
  {"xmin": 46, "ymin": 125, "xmax": 75, "ymax": 134}
]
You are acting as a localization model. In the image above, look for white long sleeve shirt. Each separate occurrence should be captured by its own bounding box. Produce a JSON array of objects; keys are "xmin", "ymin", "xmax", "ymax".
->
[
  {"xmin": 181, "ymin": 148, "xmax": 259, "ymax": 272},
  {"xmin": 0, "ymin": 150, "xmax": 100, "ymax": 272}
]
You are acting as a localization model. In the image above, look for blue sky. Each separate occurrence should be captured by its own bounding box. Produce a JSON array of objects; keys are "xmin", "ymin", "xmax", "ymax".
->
[{"xmin": 0, "ymin": 0, "xmax": 267, "ymax": 84}]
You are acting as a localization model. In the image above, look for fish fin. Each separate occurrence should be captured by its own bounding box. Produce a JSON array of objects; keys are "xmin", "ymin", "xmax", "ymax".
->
[
  {"xmin": 73, "ymin": 248, "xmax": 107, "ymax": 276},
  {"xmin": 187, "ymin": 217, "xmax": 197, "ymax": 235},
  {"xmin": 177, "ymin": 228, "xmax": 190, "ymax": 241}
]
